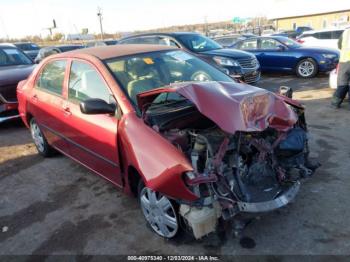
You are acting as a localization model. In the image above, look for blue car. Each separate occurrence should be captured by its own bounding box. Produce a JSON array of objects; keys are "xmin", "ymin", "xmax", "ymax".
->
[{"xmin": 231, "ymin": 36, "xmax": 339, "ymax": 78}]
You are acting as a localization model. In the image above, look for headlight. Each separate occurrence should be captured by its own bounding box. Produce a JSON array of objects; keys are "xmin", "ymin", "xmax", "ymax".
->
[
  {"xmin": 322, "ymin": 54, "xmax": 338, "ymax": 59},
  {"xmin": 213, "ymin": 56, "xmax": 240, "ymax": 67}
]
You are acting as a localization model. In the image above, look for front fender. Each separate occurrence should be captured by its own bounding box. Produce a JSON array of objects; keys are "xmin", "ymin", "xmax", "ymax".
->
[{"xmin": 119, "ymin": 113, "xmax": 198, "ymax": 202}]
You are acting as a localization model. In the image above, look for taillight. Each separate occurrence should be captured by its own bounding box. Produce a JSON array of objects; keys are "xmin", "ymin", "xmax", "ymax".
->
[{"xmin": 297, "ymin": 39, "xmax": 305, "ymax": 44}]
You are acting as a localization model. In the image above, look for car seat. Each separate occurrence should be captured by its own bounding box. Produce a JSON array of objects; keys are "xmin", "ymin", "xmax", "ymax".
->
[{"xmin": 127, "ymin": 59, "xmax": 162, "ymax": 104}]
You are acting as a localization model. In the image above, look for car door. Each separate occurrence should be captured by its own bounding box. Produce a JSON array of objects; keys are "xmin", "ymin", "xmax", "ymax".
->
[
  {"xmin": 258, "ymin": 38, "xmax": 295, "ymax": 71},
  {"xmin": 236, "ymin": 38, "xmax": 261, "ymax": 63},
  {"xmin": 62, "ymin": 60, "xmax": 122, "ymax": 186},
  {"xmin": 29, "ymin": 59, "xmax": 69, "ymax": 151}
]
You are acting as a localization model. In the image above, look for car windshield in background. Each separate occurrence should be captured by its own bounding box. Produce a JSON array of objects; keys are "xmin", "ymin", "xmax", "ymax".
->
[
  {"xmin": 105, "ymin": 50, "xmax": 232, "ymax": 104},
  {"xmin": 279, "ymin": 38, "xmax": 301, "ymax": 48},
  {"xmin": 177, "ymin": 34, "xmax": 222, "ymax": 52},
  {"xmin": 0, "ymin": 48, "xmax": 33, "ymax": 66},
  {"xmin": 16, "ymin": 43, "xmax": 40, "ymax": 51}
]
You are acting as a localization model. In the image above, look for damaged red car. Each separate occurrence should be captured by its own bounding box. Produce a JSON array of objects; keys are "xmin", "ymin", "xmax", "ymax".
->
[{"xmin": 17, "ymin": 45, "xmax": 318, "ymax": 239}]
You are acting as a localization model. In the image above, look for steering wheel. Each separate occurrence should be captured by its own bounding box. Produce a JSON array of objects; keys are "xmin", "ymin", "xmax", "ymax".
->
[{"xmin": 190, "ymin": 71, "xmax": 212, "ymax": 82}]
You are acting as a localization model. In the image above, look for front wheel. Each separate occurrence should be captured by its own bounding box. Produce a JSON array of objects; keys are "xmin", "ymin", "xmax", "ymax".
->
[
  {"xmin": 138, "ymin": 182, "xmax": 179, "ymax": 238},
  {"xmin": 30, "ymin": 118, "xmax": 54, "ymax": 157},
  {"xmin": 296, "ymin": 58, "xmax": 318, "ymax": 78}
]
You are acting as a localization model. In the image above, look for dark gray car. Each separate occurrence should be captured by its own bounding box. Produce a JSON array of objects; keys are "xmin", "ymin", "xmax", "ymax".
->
[
  {"xmin": 14, "ymin": 42, "xmax": 40, "ymax": 60},
  {"xmin": 0, "ymin": 45, "xmax": 35, "ymax": 123},
  {"xmin": 119, "ymin": 32, "xmax": 261, "ymax": 83}
]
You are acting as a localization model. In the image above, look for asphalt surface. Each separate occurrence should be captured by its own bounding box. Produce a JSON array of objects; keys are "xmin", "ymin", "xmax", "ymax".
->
[{"xmin": 1, "ymin": 73, "xmax": 350, "ymax": 256}]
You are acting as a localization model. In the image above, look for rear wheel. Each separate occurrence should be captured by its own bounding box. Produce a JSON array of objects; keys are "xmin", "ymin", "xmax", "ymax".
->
[
  {"xmin": 138, "ymin": 182, "xmax": 179, "ymax": 238},
  {"xmin": 30, "ymin": 118, "xmax": 54, "ymax": 157},
  {"xmin": 296, "ymin": 58, "xmax": 318, "ymax": 78}
]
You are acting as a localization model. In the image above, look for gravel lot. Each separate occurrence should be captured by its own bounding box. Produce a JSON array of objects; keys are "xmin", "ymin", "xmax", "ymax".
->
[{"xmin": 1, "ymin": 74, "xmax": 350, "ymax": 256}]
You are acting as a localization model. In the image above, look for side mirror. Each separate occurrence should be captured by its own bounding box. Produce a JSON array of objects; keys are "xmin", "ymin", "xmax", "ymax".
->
[
  {"xmin": 277, "ymin": 45, "xmax": 286, "ymax": 51},
  {"xmin": 80, "ymin": 98, "xmax": 116, "ymax": 115}
]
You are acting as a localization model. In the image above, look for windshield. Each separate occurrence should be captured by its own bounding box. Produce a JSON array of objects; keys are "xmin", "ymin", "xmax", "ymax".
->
[
  {"xmin": 105, "ymin": 50, "xmax": 233, "ymax": 105},
  {"xmin": 0, "ymin": 48, "xmax": 33, "ymax": 66},
  {"xmin": 279, "ymin": 38, "xmax": 301, "ymax": 48},
  {"xmin": 177, "ymin": 34, "xmax": 222, "ymax": 52}
]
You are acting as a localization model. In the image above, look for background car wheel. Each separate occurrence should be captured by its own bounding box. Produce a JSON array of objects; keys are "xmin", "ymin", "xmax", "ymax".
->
[
  {"xmin": 138, "ymin": 181, "xmax": 179, "ymax": 239},
  {"xmin": 296, "ymin": 58, "xmax": 318, "ymax": 78},
  {"xmin": 30, "ymin": 118, "xmax": 54, "ymax": 157}
]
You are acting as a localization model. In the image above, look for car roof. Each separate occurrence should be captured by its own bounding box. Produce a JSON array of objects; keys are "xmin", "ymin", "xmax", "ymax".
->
[
  {"xmin": 14, "ymin": 42, "xmax": 35, "ymax": 45},
  {"xmin": 121, "ymin": 32, "xmax": 199, "ymax": 40},
  {"xmin": 56, "ymin": 44, "xmax": 177, "ymax": 60},
  {"xmin": 300, "ymin": 27, "xmax": 347, "ymax": 35},
  {"xmin": 214, "ymin": 34, "xmax": 240, "ymax": 39},
  {"xmin": 0, "ymin": 43, "xmax": 17, "ymax": 48},
  {"xmin": 236, "ymin": 36, "xmax": 289, "ymax": 41}
]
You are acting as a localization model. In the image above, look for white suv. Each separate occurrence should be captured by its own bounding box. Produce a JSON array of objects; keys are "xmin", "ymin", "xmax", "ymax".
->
[{"xmin": 297, "ymin": 28, "xmax": 345, "ymax": 49}]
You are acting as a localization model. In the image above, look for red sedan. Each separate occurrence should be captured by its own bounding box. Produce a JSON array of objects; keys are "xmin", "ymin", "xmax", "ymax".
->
[{"xmin": 17, "ymin": 45, "xmax": 318, "ymax": 239}]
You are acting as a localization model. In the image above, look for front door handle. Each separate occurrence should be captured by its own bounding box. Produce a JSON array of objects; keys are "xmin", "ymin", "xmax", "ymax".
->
[
  {"xmin": 31, "ymin": 94, "xmax": 38, "ymax": 102},
  {"xmin": 62, "ymin": 105, "xmax": 72, "ymax": 116}
]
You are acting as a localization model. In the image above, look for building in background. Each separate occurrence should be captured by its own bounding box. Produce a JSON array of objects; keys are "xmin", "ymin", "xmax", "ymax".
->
[{"xmin": 271, "ymin": 9, "xmax": 350, "ymax": 31}]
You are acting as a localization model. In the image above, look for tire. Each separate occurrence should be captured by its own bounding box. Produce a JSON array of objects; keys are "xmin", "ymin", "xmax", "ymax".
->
[
  {"xmin": 30, "ymin": 118, "xmax": 54, "ymax": 157},
  {"xmin": 296, "ymin": 58, "xmax": 318, "ymax": 78},
  {"xmin": 138, "ymin": 181, "xmax": 180, "ymax": 239}
]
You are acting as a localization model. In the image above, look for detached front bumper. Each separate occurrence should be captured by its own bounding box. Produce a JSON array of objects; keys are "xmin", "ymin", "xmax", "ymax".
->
[
  {"xmin": 0, "ymin": 94, "xmax": 20, "ymax": 123},
  {"xmin": 236, "ymin": 181, "xmax": 300, "ymax": 213}
]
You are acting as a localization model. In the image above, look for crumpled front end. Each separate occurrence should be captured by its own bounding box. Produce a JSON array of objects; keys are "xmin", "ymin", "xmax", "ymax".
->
[{"xmin": 139, "ymin": 81, "xmax": 319, "ymax": 239}]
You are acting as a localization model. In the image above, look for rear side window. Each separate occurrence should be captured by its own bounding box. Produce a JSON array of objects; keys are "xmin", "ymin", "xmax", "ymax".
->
[
  {"xmin": 332, "ymin": 30, "xmax": 344, "ymax": 39},
  {"xmin": 36, "ymin": 60, "xmax": 66, "ymax": 95},
  {"xmin": 215, "ymin": 37, "xmax": 235, "ymax": 46},
  {"xmin": 119, "ymin": 38, "xmax": 142, "ymax": 44},
  {"xmin": 68, "ymin": 61, "xmax": 111, "ymax": 103},
  {"xmin": 238, "ymin": 39, "xmax": 258, "ymax": 49},
  {"xmin": 315, "ymin": 31, "xmax": 332, "ymax": 39}
]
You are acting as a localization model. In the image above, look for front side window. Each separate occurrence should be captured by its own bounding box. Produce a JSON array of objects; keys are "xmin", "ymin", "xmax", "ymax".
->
[
  {"xmin": 68, "ymin": 61, "xmax": 111, "ymax": 102},
  {"xmin": 105, "ymin": 50, "xmax": 233, "ymax": 104},
  {"xmin": 260, "ymin": 39, "xmax": 281, "ymax": 50},
  {"xmin": 0, "ymin": 48, "xmax": 33, "ymax": 66},
  {"xmin": 36, "ymin": 60, "xmax": 66, "ymax": 95}
]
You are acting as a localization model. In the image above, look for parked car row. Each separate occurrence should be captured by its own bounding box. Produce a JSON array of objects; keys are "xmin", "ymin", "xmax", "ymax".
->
[
  {"xmin": 16, "ymin": 45, "xmax": 319, "ymax": 239},
  {"xmin": 0, "ymin": 29, "xmax": 343, "ymax": 125}
]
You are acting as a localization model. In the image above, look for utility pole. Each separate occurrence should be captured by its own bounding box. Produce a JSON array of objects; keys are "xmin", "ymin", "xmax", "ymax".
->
[{"xmin": 97, "ymin": 7, "xmax": 104, "ymax": 40}]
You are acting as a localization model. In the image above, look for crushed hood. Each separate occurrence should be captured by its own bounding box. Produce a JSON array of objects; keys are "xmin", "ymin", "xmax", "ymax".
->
[{"xmin": 137, "ymin": 81, "xmax": 299, "ymax": 133}]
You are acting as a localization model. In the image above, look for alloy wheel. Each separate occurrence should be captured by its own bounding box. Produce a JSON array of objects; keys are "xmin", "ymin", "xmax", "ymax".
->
[
  {"xmin": 298, "ymin": 61, "xmax": 315, "ymax": 77},
  {"xmin": 30, "ymin": 120, "xmax": 45, "ymax": 153},
  {"xmin": 140, "ymin": 187, "xmax": 178, "ymax": 238}
]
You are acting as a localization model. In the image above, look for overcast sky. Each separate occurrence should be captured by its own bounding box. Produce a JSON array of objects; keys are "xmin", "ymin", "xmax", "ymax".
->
[{"xmin": 0, "ymin": 0, "xmax": 349, "ymax": 38}]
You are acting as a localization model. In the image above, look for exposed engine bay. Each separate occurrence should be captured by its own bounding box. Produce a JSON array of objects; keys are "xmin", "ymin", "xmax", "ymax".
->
[{"xmin": 140, "ymin": 82, "xmax": 319, "ymax": 239}]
